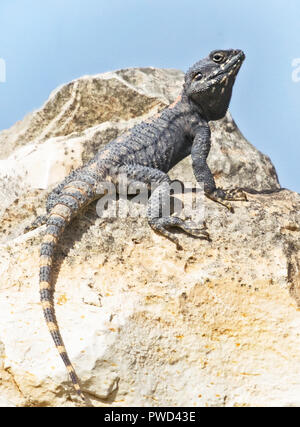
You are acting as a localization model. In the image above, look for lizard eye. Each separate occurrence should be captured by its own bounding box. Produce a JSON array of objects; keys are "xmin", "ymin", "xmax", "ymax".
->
[
  {"xmin": 193, "ymin": 72, "xmax": 203, "ymax": 81},
  {"xmin": 212, "ymin": 52, "xmax": 225, "ymax": 63}
]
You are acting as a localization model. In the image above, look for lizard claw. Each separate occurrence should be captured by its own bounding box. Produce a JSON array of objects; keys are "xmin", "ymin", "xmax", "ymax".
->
[{"xmin": 225, "ymin": 188, "xmax": 248, "ymax": 201}]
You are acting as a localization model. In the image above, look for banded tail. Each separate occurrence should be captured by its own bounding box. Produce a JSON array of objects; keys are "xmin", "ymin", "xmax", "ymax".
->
[{"xmin": 39, "ymin": 175, "xmax": 99, "ymax": 402}]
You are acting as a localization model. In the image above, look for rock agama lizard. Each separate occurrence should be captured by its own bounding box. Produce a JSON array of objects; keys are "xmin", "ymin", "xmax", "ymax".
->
[{"xmin": 28, "ymin": 49, "xmax": 246, "ymax": 402}]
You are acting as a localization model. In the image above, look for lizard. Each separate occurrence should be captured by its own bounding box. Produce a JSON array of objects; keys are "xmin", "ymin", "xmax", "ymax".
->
[{"xmin": 27, "ymin": 48, "xmax": 246, "ymax": 402}]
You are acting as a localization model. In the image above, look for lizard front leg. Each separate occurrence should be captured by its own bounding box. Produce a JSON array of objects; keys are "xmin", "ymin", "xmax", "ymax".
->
[{"xmin": 191, "ymin": 126, "xmax": 247, "ymax": 212}]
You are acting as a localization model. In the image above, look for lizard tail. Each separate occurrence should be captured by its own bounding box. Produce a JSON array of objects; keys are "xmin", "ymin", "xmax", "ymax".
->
[{"xmin": 39, "ymin": 178, "xmax": 98, "ymax": 402}]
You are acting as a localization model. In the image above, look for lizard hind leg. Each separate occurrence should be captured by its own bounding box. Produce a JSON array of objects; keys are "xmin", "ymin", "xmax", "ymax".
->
[
  {"xmin": 147, "ymin": 181, "xmax": 210, "ymax": 249},
  {"xmin": 25, "ymin": 214, "xmax": 48, "ymax": 233},
  {"xmin": 24, "ymin": 187, "xmax": 62, "ymax": 233},
  {"xmin": 113, "ymin": 164, "xmax": 210, "ymax": 249}
]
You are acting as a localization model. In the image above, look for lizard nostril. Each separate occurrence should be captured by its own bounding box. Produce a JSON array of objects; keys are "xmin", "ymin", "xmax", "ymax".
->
[{"xmin": 234, "ymin": 49, "xmax": 245, "ymax": 60}]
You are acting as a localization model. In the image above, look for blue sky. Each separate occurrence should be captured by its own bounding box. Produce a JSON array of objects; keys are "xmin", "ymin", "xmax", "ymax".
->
[{"xmin": 0, "ymin": 0, "xmax": 299, "ymax": 191}]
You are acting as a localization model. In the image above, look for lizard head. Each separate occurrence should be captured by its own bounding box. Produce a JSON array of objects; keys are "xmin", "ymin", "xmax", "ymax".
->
[{"xmin": 184, "ymin": 49, "xmax": 245, "ymax": 120}]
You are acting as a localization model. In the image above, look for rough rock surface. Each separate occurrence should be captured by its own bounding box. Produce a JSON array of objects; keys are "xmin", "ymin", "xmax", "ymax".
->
[{"xmin": 1, "ymin": 67, "xmax": 300, "ymax": 407}]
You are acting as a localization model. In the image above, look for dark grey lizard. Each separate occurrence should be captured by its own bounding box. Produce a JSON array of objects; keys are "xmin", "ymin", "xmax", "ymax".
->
[{"xmin": 29, "ymin": 49, "xmax": 246, "ymax": 402}]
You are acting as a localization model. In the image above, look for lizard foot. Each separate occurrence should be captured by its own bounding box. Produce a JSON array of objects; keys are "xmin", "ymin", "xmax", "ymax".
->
[
  {"xmin": 149, "ymin": 216, "xmax": 210, "ymax": 249},
  {"xmin": 177, "ymin": 219, "xmax": 210, "ymax": 240},
  {"xmin": 24, "ymin": 215, "xmax": 48, "ymax": 233},
  {"xmin": 222, "ymin": 188, "xmax": 248, "ymax": 201},
  {"xmin": 205, "ymin": 188, "xmax": 247, "ymax": 213}
]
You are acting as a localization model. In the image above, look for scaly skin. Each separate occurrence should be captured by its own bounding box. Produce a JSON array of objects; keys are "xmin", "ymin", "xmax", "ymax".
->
[{"xmin": 29, "ymin": 49, "xmax": 246, "ymax": 402}]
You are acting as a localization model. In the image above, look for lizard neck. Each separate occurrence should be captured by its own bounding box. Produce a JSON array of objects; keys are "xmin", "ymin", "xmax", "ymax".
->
[
  {"xmin": 181, "ymin": 86, "xmax": 232, "ymax": 122},
  {"xmin": 179, "ymin": 92, "xmax": 208, "ymax": 121}
]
